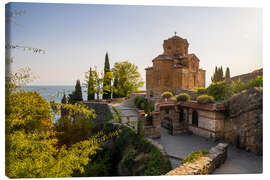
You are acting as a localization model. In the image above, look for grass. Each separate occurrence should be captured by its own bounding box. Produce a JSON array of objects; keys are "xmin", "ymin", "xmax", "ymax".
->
[{"xmin": 182, "ymin": 150, "xmax": 209, "ymax": 164}]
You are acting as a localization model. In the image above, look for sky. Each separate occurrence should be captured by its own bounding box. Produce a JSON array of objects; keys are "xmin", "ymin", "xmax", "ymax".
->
[{"xmin": 6, "ymin": 2, "xmax": 262, "ymax": 87}]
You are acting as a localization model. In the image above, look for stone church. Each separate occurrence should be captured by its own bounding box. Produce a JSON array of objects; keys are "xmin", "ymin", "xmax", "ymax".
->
[{"xmin": 145, "ymin": 34, "xmax": 205, "ymax": 97}]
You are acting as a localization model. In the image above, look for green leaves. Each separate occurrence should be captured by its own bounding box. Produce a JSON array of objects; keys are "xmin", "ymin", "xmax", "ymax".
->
[{"xmin": 112, "ymin": 61, "xmax": 144, "ymax": 98}]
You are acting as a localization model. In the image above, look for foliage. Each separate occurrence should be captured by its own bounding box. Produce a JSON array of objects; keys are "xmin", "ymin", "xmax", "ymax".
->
[
  {"xmin": 114, "ymin": 125, "xmax": 172, "ymax": 176},
  {"xmin": 52, "ymin": 102, "xmax": 97, "ymax": 146},
  {"xmin": 137, "ymin": 119, "xmax": 143, "ymax": 137},
  {"xmin": 73, "ymin": 149, "xmax": 114, "ymax": 177},
  {"xmin": 6, "ymin": 130, "xmax": 101, "ymax": 178},
  {"xmin": 6, "ymin": 90, "xmax": 53, "ymax": 134},
  {"xmin": 86, "ymin": 68, "xmax": 95, "ymax": 100},
  {"xmin": 176, "ymin": 93, "xmax": 191, "ymax": 102},
  {"xmin": 196, "ymin": 87, "xmax": 207, "ymax": 95},
  {"xmin": 134, "ymin": 96, "xmax": 146, "ymax": 110},
  {"xmin": 103, "ymin": 52, "xmax": 112, "ymax": 99},
  {"xmin": 112, "ymin": 61, "xmax": 144, "ymax": 98},
  {"xmin": 231, "ymin": 78, "xmax": 247, "ymax": 94},
  {"xmin": 211, "ymin": 66, "xmax": 225, "ymax": 83},
  {"xmin": 5, "ymin": 88, "xmax": 107, "ymax": 178},
  {"xmin": 182, "ymin": 150, "xmax": 209, "ymax": 164},
  {"xmin": 161, "ymin": 91, "xmax": 173, "ymax": 99},
  {"xmin": 111, "ymin": 106, "xmax": 124, "ymax": 123},
  {"xmin": 112, "ymin": 77, "xmax": 119, "ymax": 98},
  {"xmin": 68, "ymin": 80, "xmax": 83, "ymax": 104},
  {"xmin": 207, "ymin": 81, "xmax": 232, "ymax": 101},
  {"xmin": 197, "ymin": 94, "xmax": 215, "ymax": 104},
  {"xmin": 143, "ymin": 98, "xmax": 154, "ymax": 115},
  {"xmin": 248, "ymin": 75, "xmax": 263, "ymax": 88}
]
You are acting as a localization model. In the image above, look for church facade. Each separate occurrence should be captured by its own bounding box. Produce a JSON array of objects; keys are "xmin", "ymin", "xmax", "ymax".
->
[{"xmin": 145, "ymin": 34, "xmax": 206, "ymax": 97}]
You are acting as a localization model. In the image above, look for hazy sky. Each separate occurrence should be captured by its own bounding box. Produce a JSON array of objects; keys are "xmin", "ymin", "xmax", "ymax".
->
[{"xmin": 6, "ymin": 2, "xmax": 262, "ymax": 87}]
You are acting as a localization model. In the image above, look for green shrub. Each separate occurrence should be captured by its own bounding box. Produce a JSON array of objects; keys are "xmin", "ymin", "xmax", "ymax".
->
[
  {"xmin": 197, "ymin": 95, "xmax": 215, "ymax": 104},
  {"xmin": 248, "ymin": 75, "xmax": 263, "ymax": 88},
  {"xmin": 176, "ymin": 93, "xmax": 190, "ymax": 102},
  {"xmin": 161, "ymin": 91, "xmax": 173, "ymax": 99},
  {"xmin": 133, "ymin": 96, "xmax": 146, "ymax": 110},
  {"xmin": 196, "ymin": 88, "xmax": 207, "ymax": 95},
  {"xmin": 231, "ymin": 78, "xmax": 248, "ymax": 94},
  {"xmin": 207, "ymin": 81, "xmax": 232, "ymax": 101},
  {"xmin": 182, "ymin": 150, "xmax": 208, "ymax": 164}
]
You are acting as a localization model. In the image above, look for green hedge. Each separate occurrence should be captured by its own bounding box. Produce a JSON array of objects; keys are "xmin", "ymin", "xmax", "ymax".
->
[
  {"xmin": 197, "ymin": 95, "xmax": 215, "ymax": 104},
  {"xmin": 176, "ymin": 93, "xmax": 190, "ymax": 102},
  {"xmin": 161, "ymin": 91, "xmax": 173, "ymax": 99}
]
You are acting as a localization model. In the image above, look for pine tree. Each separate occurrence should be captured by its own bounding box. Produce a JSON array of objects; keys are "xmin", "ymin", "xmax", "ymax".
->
[
  {"xmin": 68, "ymin": 80, "xmax": 83, "ymax": 104},
  {"xmin": 87, "ymin": 68, "xmax": 95, "ymax": 101},
  {"xmin": 102, "ymin": 52, "xmax": 112, "ymax": 99}
]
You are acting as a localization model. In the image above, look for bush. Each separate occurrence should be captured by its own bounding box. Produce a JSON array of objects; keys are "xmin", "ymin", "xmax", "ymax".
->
[
  {"xmin": 133, "ymin": 96, "xmax": 146, "ymax": 110},
  {"xmin": 161, "ymin": 91, "xmax": 173, "ymax": 99},
  {"xmin": 197, "ymin": 95, "xmax": 215, "ymax": 104},
  {"xmin": 248, "ymin": 75, "xmax": 263, "ymax": 88},
  {"xmin": 176, "ymin": 93, "xmax": 190, "ymax": 102},
  {"xmin": 207, "ymin": 81, "xmax": 232, "ymax": 101},
  {"xmin": 196, "ymin": 88, "xmax": 207, "ymax": 95}
]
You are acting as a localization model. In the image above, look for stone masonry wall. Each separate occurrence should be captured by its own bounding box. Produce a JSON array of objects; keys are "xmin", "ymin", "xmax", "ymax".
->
[
  {"xmin": 223, "ymin": 87, "xmax": 262, "ymax": 154},
  {"xmin": 165, "ymin": 143, "xmax": 229, "ymax": 175}
]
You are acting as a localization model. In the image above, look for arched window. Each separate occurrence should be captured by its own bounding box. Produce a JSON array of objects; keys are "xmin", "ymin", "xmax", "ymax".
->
[{"xmin": 192, "ymin": 110, "xmax": 198, "ymax": 127}]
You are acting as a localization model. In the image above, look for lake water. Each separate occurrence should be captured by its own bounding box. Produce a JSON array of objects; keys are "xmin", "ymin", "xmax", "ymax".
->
[
  {"xmin": 22, "ymin": 85, "xmax": 146, "ymax": 102},
  {"xmin": 22, "ymin": 85, "xmax": 87, "ymax": 102}
]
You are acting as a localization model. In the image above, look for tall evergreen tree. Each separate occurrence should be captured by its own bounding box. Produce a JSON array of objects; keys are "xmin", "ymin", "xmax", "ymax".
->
[
  {"xmin": 225, "ymin": 67, "xmax": 231, "ymax": 81},
  {"xmin": 211, "ymin": 66, "xmax": 225, "ymax": 83},
  {"xmin": 68, "ymin": 80, "xmax": 83, "ymax": 104},
  {"xmin": 87, "ymin": 68, "xmax": 95, "ymax": 101},
  {"xmin": 102, "ymin": 52, "xmax": 112, "ymax": 99},
  {"xmin": 61, "ymin": 93, "xmax": 68, "ymax": 117}
]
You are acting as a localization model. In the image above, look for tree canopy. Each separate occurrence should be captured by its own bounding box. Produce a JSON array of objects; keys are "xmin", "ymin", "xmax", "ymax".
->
[{"xmin": 112, "ymin": 61, "xmax": 144, "ymax": 97}]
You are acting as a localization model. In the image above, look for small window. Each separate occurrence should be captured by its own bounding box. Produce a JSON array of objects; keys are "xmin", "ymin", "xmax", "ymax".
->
[{"xmin": 192, "ymin": 110, "xmax": 198, "ymax": 127}]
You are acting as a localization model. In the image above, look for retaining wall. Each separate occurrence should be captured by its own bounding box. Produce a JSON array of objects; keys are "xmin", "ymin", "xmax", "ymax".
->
[{"xmin": 165, "ymin": 143, "xmax": 229, "ymax": 175}]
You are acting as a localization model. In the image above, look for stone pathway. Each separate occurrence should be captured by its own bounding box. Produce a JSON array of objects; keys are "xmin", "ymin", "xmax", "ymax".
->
[
  {"xmin": 152, "ymin": 127, "xmax": 262, "ymax": 174},
  {"xmin": 109, "ymin": 97, "xmax": 139, "ymax": 130}
]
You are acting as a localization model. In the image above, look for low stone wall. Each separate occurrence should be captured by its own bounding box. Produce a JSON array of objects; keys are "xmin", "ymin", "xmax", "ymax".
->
[{"xmin": 165, "ymin": 143, "xmax": 229, "ymax": 175}]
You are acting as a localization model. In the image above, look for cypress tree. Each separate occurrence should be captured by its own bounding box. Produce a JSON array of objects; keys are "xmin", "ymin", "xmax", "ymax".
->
[
  {"xmin": 68, "ymin": 80, "xmax": 83, "ymax": 104},
  {"xmin": 61, "ymin": 93, "xmax": 67, "ymax": 117},
  {"xmin": 102, "ymin": 52, "xmax": 112, "ymax": 99},
  {"xmin": 87, "ymin": 68, "xmax": 95, "ymax": 101},
  {"xmin": 225, "ymin": 67, "xmax": 231, "ymax": 82}
]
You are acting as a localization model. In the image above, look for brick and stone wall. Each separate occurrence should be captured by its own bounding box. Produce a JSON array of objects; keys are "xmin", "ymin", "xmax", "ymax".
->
[
  {"xmin": 139, "ymin": 110, "xmax": 161, "ymax": 138},
  {"xmin": 223, "ymin": 87, "xmax": 262, "ymax": 154},
  {"xmin": 165, "ymin": 143, "xmax": 229, "ymax": 175},
  {"xmin": 188, "ymin": 109, "xmax": 225, "ymax": 139}
]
